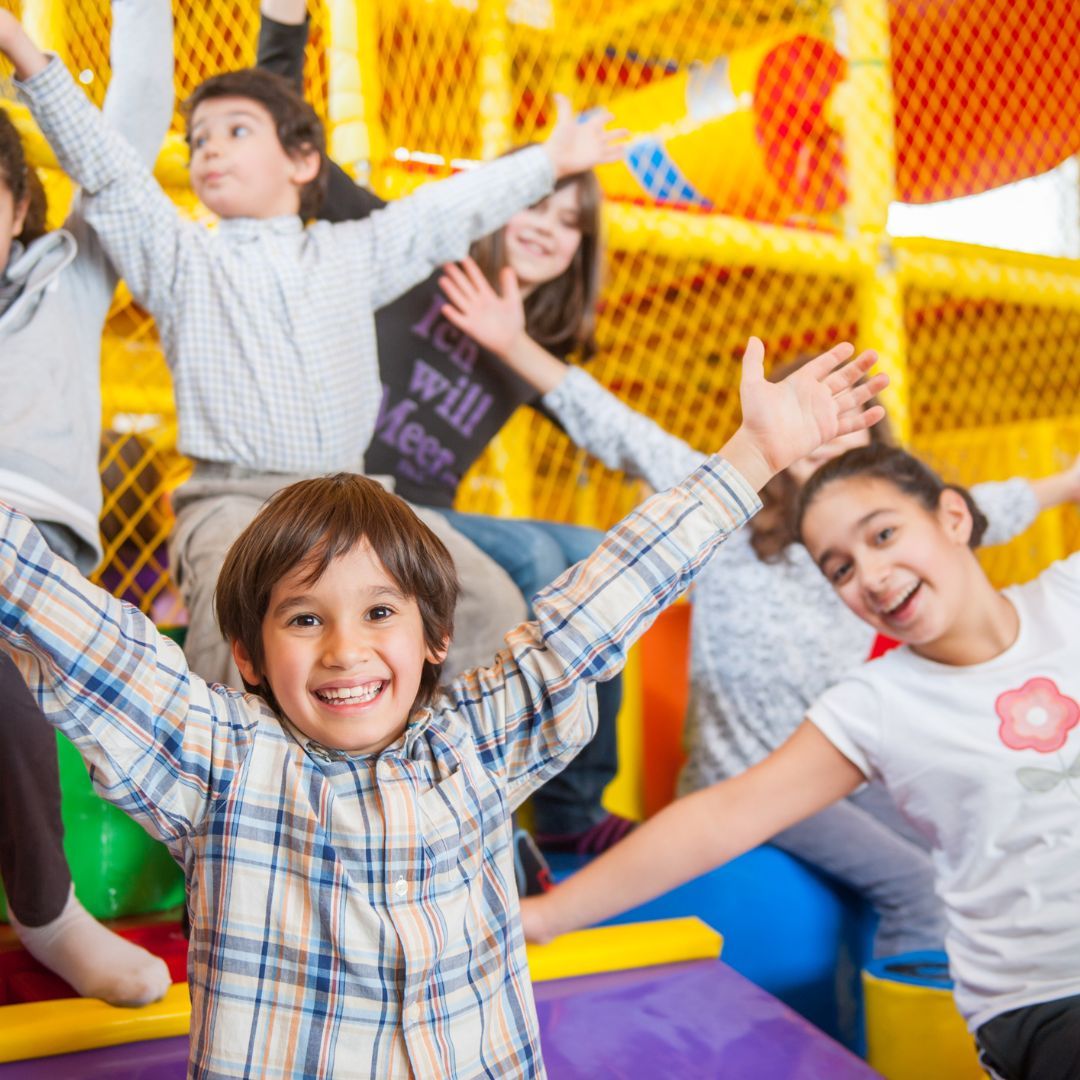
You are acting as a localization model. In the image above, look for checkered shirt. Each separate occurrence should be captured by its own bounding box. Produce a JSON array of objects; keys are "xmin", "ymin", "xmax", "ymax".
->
[
  {"xmin": 0, "ymin": 457, "xmax": 759, "ymax": 1078},
  {"xmin": 18, "ymin": 58, "xmax": 554, "ymax": 474}
]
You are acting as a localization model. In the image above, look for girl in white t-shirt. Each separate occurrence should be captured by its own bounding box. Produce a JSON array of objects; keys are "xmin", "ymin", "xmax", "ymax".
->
[{"xmin": 521, "ymin": 444, "xmax": 1080, "ymax": 1080}]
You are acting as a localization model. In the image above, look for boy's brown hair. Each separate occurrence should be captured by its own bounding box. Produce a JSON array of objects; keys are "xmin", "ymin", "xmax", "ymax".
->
[
  {"xmin": 216, "ymin": 474, "xmax": 459, "ymax": 711},
  {"xmin": 184, "ymin": 69, "xmax": 329, "ymax": 219}
]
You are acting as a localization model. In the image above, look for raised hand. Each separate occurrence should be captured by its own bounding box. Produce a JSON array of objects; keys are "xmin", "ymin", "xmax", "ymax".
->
[
  {"xmin": 0, "ymin": 10, "xmax": 48, "ymax": 80},
  {"xmin": 723, "ymin": 338, "xmax": 887, "ymax": 490},
  {"xmin": 439, "ymin": 258, "xmax": 525, "ymax": 358},
  {"xmin": 542, "ymin": 94, "xmax": 627, "ymax": 178}
]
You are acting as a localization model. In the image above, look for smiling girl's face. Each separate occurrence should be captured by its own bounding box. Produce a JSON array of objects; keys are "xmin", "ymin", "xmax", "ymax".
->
[
  {"xmin": 800, "ymin": 475, "xmax": 978, "ymax": 647},
  {"xmin": 503, "ymin": 182, "xmax": 584, "ymax": 294}
]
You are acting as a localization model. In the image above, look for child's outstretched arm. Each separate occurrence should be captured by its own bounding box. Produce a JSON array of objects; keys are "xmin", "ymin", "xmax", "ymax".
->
[
  {"xmin": 350, "ymin": 98, "xmax": 626, "ymax": 309},
  {"xmin": 522, "ymin": 721, "xmax": 863, "ymax": 941},
  {"xmin": 258, "ymin": 0, "xmax": 310, "ymax": 87},
  {"xmin": 1, "ymin": 11, "xmax": 190, "ymax": 335},
  {"xmin": 440, "ymin": 256, "xmax": 707, "ymax": 491},
  {"xmin": 0, "ymin": 10, "xmax": 45, "ymax": 80},
  {"xmin": 440, "ymin": 340, "xmax": 886, "ymax": 802},
  {"xmin": 1030, "ymin": 454, "xmax": 1080, "ymax": 512},
  {"xmin": 101, "ymin": 0, "xmax": 174, "ymax": 167},
  {"xmin": 256, "ymin": 0, "xmax": 386, "ymax": 222},
  {"xmin": 66, "ymin": 0, "xmax": 175, "ymax": 315},
  {"xmin": 0, "ymin": 504, "xmax": 261, "ymax": 844}
]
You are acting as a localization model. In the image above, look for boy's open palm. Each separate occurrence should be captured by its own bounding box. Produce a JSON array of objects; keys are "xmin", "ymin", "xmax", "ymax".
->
[
  {"xmin": 726, "ymin": 339, "xmax": 888, "ymax": 489},
  {"xmin": 543, "ymin": 94, "xmax": 627, "ymax": 177},
  {"xmin": 440, "ymin": 258, "xmax": 524, "ymax": 358}
]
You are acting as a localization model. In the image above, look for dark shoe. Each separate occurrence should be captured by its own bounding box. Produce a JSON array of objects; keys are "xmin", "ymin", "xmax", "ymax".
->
[
  {"xmin": 534, "ymin": 813, "xmax": 636, "ymax": 856},
  {"xmin": 513, "ymin": 828, "xmax": 553, "ymax": 897}
]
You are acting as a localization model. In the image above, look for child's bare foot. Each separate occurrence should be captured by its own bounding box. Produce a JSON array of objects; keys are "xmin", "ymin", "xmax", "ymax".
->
[{"xmin": 10, "ymin": 888, "xmax": 171, "ymax": 1006}]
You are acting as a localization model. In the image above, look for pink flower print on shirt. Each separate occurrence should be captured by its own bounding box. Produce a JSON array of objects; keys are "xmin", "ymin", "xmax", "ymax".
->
[
  {"xmin": 995, "ymin": 678, "xmax": 1080, "ymax": 801},
  {"xmin": 995, "ymin": 678, "xmax": 1080, "ymax": 753}
]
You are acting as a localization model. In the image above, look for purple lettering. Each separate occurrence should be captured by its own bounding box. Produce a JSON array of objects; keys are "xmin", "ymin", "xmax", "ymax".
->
[
  {"xmin": 459, "ymin": 392, "xmax": 494, "ymax": 438},
  {"xmin": 408, "ymin": 360, "xmax": 452, "ymax": 403},
  {"xmin": 399, "ymin": 421, "xmax": 424, "ymax": 455},
  {"xmin": 414, "ymin": 434, "xmax": 443, "ymax": 470},
  {"xmin": 448, "ymin": 383, "xmax": 482, "ymax": 429},
  {"xmin": 448, "ymin": 334, "xmax": 479, "ymax": 375},
  {"xmin": 410, "ymin": 293, "xmax": 445, "ymax": 340},
  {"xmin": 432, "ymin": 322, "xmax": 461, "ymax": 352},
  {"xmin": 434, "ymin": 375, "xmax": 469, "ymax": 423},
  {"xmin": 376, "ymin": 394, "xmax": 419, "ymax": 443}
]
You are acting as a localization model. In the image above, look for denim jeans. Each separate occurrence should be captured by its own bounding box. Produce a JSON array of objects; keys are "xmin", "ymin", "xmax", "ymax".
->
[
  {"xmin": 0, "ymin": 520, "xmax": 86, "ymax": 926},
  {"xmin": 435, "ymin": 509, "xmax": 623, "ymax": 835}
]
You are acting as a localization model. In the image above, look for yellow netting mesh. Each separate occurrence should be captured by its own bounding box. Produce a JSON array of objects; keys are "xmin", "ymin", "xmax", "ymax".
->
[{"xmin": 3, "ymin": 0, "xmax": 1079, "ymax": 623}]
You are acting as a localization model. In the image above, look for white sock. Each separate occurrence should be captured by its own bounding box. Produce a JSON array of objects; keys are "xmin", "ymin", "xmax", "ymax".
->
[{"xmin": 10, "ymin": 887, "xmax": 171, "ymax": 1007}]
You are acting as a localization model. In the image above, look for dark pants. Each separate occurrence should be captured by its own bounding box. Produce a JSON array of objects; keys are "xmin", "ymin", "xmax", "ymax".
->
[
  {"xmin": 977, "ymin": 994, "xmax": 1080, "ymax": 1080},
  {"xmin": 436, "ymin": 510, "xmax": 622, "ymax": 835},
  {"xmin": 0, "ymin": 520, "xmax": 88, "ymax": 927}
]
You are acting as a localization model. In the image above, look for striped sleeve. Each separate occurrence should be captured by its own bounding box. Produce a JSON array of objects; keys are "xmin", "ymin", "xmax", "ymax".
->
[
  {"xmin": 437, "ymin": 455, "xmax": 761, "ymax": 805},
  {"xmin": 0, "ymin": 504, "xmax": 261, "ymax": 842}
]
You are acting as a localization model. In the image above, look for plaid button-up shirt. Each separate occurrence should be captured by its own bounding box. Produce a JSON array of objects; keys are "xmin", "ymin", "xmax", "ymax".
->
[
  {"xmin": 18, "ymin": 58, "xmax": 554, "ymax": 475},
  {"xmin": 0, "ymin": 458, "xmax": 759, "ymax": 1079}
]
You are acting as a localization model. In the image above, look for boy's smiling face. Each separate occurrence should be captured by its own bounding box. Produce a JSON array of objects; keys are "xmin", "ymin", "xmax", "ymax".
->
[
  {"xmin": 188, "ymin": 95, "xmax": 320, "ymax": 220},
  {"xmin": 233, "ymin": 541, "xmax": 446, "ymax": 755}
]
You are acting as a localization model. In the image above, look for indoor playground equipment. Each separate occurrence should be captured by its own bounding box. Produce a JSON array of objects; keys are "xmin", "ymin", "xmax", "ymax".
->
[
  {"xmin": 2, "ymin": 0, "xmax": 1080, "ymax": 1075},
  {"xmin": 0, "ymin": 919, "xmax": 879, "ymax": 1077}
]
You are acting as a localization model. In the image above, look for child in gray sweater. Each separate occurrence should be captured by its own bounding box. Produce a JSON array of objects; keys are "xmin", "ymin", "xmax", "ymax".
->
[{"xmin": 0, "ymin": 0, "xmax": 174, "ymax": 1005}]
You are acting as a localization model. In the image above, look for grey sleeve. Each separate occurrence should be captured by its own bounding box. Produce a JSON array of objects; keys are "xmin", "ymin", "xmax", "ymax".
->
[
  {"xmin": 20, "ymin": 57, "xmax": 190, "ymax": 337},
  {"xmin": 335, "ymin": 146, "xmax": 555, "ymax": 309},
  {"xmin": 971, "ymin": 478, "xmax": 1040, "ymax": 547},
  {"xmin": 62, "ymin": 0, "xmax": 176, "ymax": 312},
  {"xmin": 101, "ymin": 0, "xmax": 175, "ymax": 166},
  {"xmin": 541, "ymin": 366, "xmax": 708, "ymax": 492}
]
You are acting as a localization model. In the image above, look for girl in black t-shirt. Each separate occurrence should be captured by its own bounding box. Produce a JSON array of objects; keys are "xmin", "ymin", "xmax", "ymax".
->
[{"xmin": 258, "ymin": 2, "xmax": 632, "ymax": 855}]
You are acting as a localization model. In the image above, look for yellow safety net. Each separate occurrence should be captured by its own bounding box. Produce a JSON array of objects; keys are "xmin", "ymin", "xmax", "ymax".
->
[{"xmin": 2, "ymin": 0, "xmax": 1079, "ymax": 628}]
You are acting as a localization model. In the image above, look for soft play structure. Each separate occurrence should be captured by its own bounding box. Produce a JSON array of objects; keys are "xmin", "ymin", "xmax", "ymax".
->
[{"xmin": 2, "ymin": 0, "xmax": 1080, "ymax": 1075}]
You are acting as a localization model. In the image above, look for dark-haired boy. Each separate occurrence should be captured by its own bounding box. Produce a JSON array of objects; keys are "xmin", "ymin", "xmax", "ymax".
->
[
  {"xmin": 0, "ymin": 343, "xmax": 886, "ymax": 1076},
  {"xmin": 0, "ymin": 13, "xmax": 621, "ymax": 689}
]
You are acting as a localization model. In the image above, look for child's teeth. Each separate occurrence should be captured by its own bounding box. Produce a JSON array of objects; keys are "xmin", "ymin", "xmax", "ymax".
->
[{"xmin": 318, "ymin": 683, "xmax": 381, "ymax": 703}]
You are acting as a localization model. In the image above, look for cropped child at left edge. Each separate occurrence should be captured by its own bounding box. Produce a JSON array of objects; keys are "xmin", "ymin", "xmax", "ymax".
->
[
  {"xmin": 0, "ymin": 0, "xmax": 174, "ymax": 1006},
  {"xmin": 0, "ymin": 338, "xmax": 885, "ymax": 1078}
]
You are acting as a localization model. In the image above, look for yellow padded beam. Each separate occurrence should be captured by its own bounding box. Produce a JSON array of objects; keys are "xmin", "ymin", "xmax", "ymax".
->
[
  {"xmin": 527, "ymin": 916, "xmax": 723, "ymax": 983},
  {"xmin": 0, "ymin": 919, "xmax": 721, "ymax": 1062},
  {"xmin": 0, "ymin": 982, "xmax": 191, "ymax": 1064}
]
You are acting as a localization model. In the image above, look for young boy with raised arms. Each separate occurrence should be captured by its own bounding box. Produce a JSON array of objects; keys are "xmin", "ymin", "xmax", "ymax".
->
[
  {"xmin": 0, "ymin": 341, "xmax": 884, "ymax": 1076},
  {"xmin": 0, "ymin": 7, "xmax": 621, "ymax": 691}
]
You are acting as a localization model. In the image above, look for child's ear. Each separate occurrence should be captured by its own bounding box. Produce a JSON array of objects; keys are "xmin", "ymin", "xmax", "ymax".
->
[
  {"xmin": 425, "ymin": 636, "xmax": 450, "ymax": 666},
  {"xmin": 9, "ymin": 195, "xmax": 28, "ymax": 240},
  {"xmin": 936, "ymin": 488, "xmax": 974, "ymax": 546},
  {"xmin": 289, "ymin": 146, "xmax": 322, "ymax": 187},
  {"xmin": 231, "ymin": 638, "xmax": 261, "ymax": 688}
]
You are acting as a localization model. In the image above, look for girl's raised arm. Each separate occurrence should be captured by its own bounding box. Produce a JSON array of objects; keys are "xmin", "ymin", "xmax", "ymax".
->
[
  {"xmin": 440, "ymin": 257, "xmax": 707, "ymax": 491},
  {"xmin": 521, "ymin": 720, "xmax": 864, "ymax": 942}
]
